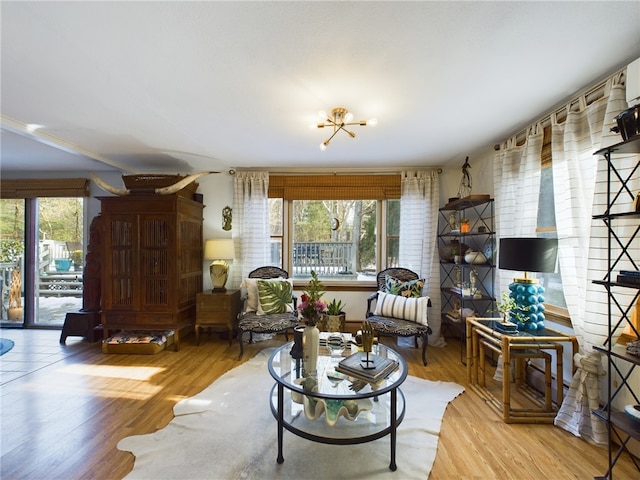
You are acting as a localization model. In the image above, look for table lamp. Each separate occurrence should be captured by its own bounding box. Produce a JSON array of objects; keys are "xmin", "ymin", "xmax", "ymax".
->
[
  {"xmin": 204, "ymin": 238, "xmax": 235, "ymax": 291},
  {"xmin": 499, "ymin": 237, "xmax": 558, "ymax": 331}
]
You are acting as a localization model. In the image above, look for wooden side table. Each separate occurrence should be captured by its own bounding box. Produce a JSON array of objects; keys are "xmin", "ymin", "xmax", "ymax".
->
[
  {"xmin": 466, "ymin": 316, "xmax": 578, "ymax": 424},
  {"xmin": 196, "ymin": 290, "xmax": 241, "ymax": 345}
]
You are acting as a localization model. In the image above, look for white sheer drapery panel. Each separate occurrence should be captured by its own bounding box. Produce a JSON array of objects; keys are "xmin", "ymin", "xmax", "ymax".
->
[
  {"xmin": 231, "ymin": 171, "xmax": 270, "ymax": 289},
  {"xmin": 552, "ymin": 77, "xmax": 634, "ymax": 352},
  {"xmin": 493, "ymin": 125, "xmax": 544, "ymax": 294},
  {"xmin": 399, "ymin": 170, "xmax": 444, "ymax": 347}
]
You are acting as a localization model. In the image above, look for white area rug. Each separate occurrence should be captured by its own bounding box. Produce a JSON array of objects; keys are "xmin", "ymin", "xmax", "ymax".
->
[{"xmin": 118, "ymin": 349, "xmax": 464, "ymax": 480}]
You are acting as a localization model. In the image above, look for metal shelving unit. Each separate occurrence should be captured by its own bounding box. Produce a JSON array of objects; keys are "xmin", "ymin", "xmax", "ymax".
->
[
  {"xmin": 438, "ymin": 195, "xmax": 496, "ymax": 362},
  {"xmin": 592, "ymin": 136, "xmax": 640, "ymax": 480}
]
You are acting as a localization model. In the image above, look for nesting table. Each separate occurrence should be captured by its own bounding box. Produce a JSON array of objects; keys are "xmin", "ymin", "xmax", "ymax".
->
[{"xmin": 466, "ymin": 316, "xmax": 578, "ymax": 423}]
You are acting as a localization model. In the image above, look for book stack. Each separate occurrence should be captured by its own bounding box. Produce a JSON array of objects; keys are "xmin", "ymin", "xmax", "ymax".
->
[
  {"xmin": 489, "ymin": 320, "xmax": 519, "ymax": 334},
  {"xmin": 335, "ymin": 352, "xmax": 399, "ymax": 384},
  {"xmin": 617, "ymin": 270, "xmax": 640, "ymax": 285}
]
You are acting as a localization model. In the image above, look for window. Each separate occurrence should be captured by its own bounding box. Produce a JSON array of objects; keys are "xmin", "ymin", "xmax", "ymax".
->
[
  {"xmin": 267, "ymin": 174, "xmax": 401, "ymax": 283},
  {"xmin": 537, "ymin": 126, "xmax": 568, "ymax": 318},
  {"xmin": 1, "ymin": 178, "xmax": 88, "ymax": 328}
]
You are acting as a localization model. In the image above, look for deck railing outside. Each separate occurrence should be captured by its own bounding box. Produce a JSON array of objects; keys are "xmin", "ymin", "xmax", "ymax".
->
[{"xmin": 291, "ymin": 241, "xmax": 354, "ymax": 277}]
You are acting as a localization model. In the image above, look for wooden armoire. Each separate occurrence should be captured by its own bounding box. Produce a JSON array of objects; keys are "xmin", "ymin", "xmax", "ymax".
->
[{"xmin": 98, "ymin": 193, "xmax": 204, "ymax": 350}]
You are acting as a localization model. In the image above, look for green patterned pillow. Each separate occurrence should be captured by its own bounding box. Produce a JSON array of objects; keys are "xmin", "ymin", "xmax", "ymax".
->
[
  {"xmin": 385, "ymin": 275, "xmax": 425, "ymax": 298},
  {"xmin": 257, "ymin": 279, "xmax": 294, "ymax": 315}
]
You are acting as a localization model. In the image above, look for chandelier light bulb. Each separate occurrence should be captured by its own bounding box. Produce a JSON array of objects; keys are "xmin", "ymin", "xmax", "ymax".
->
[
  {"xmin": 367, "ymin": 118, "xmax": 378, "ymax": 127},
  {"xmin": 318, "ymin": 111, "xmax": 327, "ymax": 119},
  {"xmin": 344, "ymin": 112, "xmax": 354, "ymax": 123},
  {"xmin": 320, "ymin": 141, "xmax": 329, "ymax": 151}
]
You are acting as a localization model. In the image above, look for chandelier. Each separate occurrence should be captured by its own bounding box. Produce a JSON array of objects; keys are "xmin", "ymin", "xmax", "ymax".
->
[{"xmin": 315, "ymin": 107, "xmax": 377, "ymax": 150}]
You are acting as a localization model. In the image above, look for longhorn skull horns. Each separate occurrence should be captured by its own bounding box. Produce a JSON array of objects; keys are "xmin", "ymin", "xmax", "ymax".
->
[{"xmin": 91, "ymin": 171, "xmax": 216, "ymax": 196}]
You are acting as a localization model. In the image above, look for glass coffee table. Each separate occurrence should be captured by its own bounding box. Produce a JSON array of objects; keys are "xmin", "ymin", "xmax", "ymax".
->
[{"xmin": 267, "ymin": 338, "xmax": 408, "ymax": 471}]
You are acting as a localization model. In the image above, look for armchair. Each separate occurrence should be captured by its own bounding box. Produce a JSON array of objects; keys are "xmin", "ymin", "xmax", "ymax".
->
[
  {"xmin": 236, "ymin": 266, "xmax": 298, "ymax": 359},
  {"xmin": 366, "ymin": 267, "xmax": 432, "ymax": 366}
]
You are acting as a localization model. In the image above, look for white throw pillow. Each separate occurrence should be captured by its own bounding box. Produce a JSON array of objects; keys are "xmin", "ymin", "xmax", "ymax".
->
[{"xmin": 373, "ymin": 291, "xmax": 429, "ymax": 326}]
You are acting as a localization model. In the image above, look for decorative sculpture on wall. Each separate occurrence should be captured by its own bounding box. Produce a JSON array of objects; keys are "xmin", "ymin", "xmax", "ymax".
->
[
  {"xmin": 458, "ymin": 156, "xmax": 472, "ymax": 198},
  {"xmin": 222, "ymin": 206, "xmax": 232, "ymax": 231}
]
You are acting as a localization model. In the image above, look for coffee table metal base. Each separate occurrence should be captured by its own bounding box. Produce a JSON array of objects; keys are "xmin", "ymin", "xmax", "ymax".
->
[{"xmin": 270, "ymin": 382, "xmax": 406, "ymax": 471}]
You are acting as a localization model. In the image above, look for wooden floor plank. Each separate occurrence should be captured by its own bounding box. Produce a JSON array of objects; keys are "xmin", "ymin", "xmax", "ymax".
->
[{"xmin": 0, "ymin": 328, "xmax": 638, "ymax": 479}]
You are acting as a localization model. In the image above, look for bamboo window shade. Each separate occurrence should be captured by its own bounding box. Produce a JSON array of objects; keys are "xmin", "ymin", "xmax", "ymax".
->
[
  {"xmin": 268, "ymin": 174, "xmax": 400, "ymax": 200},
  {"xmin": 1, "ymin": 178, "xmax": 89, "ymax": 198}
]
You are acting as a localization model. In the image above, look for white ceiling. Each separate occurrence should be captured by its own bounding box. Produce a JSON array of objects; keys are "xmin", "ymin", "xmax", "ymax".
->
[{"xmin": 1, "ymin": 1, "xmax": 639, "ymax": 174}]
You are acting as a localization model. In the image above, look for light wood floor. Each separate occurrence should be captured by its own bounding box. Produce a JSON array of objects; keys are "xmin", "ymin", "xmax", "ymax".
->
[{"xmin": 0, "ymin": 328, "xmax": 638, "ymax": 480}]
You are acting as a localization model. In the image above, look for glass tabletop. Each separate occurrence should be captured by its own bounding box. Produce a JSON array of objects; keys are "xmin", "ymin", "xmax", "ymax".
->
[{"xmin": 268, "ymin": 336, "xmax": 407, "ymax": 401}]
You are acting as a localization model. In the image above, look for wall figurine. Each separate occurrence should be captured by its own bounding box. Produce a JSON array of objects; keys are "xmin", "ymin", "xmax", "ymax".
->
[{"xmin": 222, "ymin": 206, "xmax": 232, "ymax": 231}]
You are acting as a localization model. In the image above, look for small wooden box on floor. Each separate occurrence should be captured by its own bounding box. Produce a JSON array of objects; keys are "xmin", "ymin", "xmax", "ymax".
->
[{"xmin": 196, "ymin": 289, "xmax": 241, "ymax": 345}]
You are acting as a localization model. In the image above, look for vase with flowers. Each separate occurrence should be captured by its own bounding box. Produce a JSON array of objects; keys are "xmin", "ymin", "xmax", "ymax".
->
[{"xmin": 298, "ymin": 270, "xmax": 327, "ymax": 376}]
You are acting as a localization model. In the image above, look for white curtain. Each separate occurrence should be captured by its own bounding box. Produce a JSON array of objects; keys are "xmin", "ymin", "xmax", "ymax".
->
[
  {"xmin": 551, "ymin": 75, "xmax": 636, "ymax": 445},
  {"xmin": 399, "ymin": 170, "xmax": 444, "ymax": 347},
  {"xmin": 551, "ymin": 75, "xmax": 628, "ymax": 350},
  {"xmin": 230, "ymin": 171, "xmax": 270, "ymax": 289},
  {"xmin": 493, "ymin": 124, "xmax": 544, "ymax": 294}
]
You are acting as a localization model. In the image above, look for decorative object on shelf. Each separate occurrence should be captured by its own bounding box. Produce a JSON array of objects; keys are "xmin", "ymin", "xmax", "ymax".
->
[
  {"xmin": 624, "ymin": 404, "xmax": 640, "ymax": 422},
  {"xmin": 457, "ymin": 156, "xmax": 472, "ymax": 198},
  {"xmin": 439, "ymin": 240, "xmax": 470, "ymax": 262},
  {"xmin": 499, "ymin": 238, "xmax": 558, "ymax": 331},
  {"xmin": 634, "ymin": 191, "xmax": 640, "ymax": 212},
  {"xmin": 298, "ymin": 270, "xmax": 327, "ymax": 376},
  {"xmin": 204, "ymin": 238, "xmax": 235, "ymax": 291},
  {"xmin": 448, "ymin": 213, "xmax": 457, "ymax": 231},
  {"xmin": 315, "ymin": 107, "xmax": 377, "ymax": 150},
  {"xmin": 91, "ymin": 171, "xmax": 215, "ymax": 196},
  {"xmin": 464, "ymin": 250, "xmax": 487, "ymax": 265},
  {"xmin": 222, "ymin": 206, "xmax": 232, "ymax": 231},
  {"xmin": 460, "ymin": 218, "xmax": 470, "ymax": 233}
]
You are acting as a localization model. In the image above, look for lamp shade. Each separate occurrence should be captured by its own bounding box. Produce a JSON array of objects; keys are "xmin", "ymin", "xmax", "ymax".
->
[
  {"xmin": 204, "ymin": 239, "xmax": 235, "ymax": 260},
  {"xmin": 499, "ymin": 238, "xmax": 558, "ymax": 273}
]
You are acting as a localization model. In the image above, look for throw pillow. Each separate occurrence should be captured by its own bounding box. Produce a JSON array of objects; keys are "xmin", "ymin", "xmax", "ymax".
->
[
  {"xmin": 240, "ymin": 277, "xmax": 290, "ymax": 313},
  {"xmin": 385, "ymin": 275, "xmax": 425, "ymax": 298},
  {"xmin": 257, "ymin": 279, "xmax": 294, "ymax": 315},
  {"xmin": 373, "ymin": 291, "xmax": 429, "ymax": 325}
]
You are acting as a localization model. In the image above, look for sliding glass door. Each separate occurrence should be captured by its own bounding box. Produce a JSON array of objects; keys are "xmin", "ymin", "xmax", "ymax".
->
[{"xmin": 0, "ymin": 197, "xmax": 84, "ymax": 328}]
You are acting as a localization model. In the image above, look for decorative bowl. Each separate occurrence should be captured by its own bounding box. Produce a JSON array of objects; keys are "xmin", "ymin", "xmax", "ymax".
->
[{"xmin": 464, "ymin": 251, "xmax": 487, "ymax": 264}]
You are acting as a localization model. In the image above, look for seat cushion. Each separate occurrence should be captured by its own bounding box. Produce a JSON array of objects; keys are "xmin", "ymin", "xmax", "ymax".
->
[
  {"xmin": 385, "ymin": 275, "xmax": 425, "ymax": 298},
  {"xmin": 237, "ymin": 312, "xmax": 298, "ymax": 334},
  {"xmin": 374, "ymin": 291, "xmax": 429, "ymax": 325},
  {"xmin": 366, "ymin": 315, "xmax": 430, "ymax": 336}
]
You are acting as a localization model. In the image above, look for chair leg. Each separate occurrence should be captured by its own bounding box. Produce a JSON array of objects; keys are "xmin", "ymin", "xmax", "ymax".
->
[
  {"xmin": 237, "ymin": 330, "xmax": 245, "ymax": 360},
  {"xmin": 421, "ymin": 332, "xmax": 428, "ymax": 366}
]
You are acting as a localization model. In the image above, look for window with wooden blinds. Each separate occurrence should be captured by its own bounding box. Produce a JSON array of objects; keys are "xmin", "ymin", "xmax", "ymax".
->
[
  {"xmin": 1, "ymin": 178, "xmax": 89, "ymax": 199},
  {"xmin": 268, "ymin": 174, "xmax": 400, "ymax": 200}
]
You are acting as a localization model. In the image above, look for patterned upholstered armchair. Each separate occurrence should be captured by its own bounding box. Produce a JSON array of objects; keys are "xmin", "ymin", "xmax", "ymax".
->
[
  {"xmin": 365, "ymin": 267, "xmax": 432, "ymax": 366},
  {"xmin": 236, "ymin": 266, "xmax": 298, "ymax": 359}
]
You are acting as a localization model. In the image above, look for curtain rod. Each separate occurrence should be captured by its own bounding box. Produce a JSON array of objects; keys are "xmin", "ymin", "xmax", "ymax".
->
[
  {"xmin": 229, "ymin": 167, "xmax": 443, "ymax": 175},
  {"xmin": 498, "ymin": 66, "xmax": 627, "ymax": 149}
]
